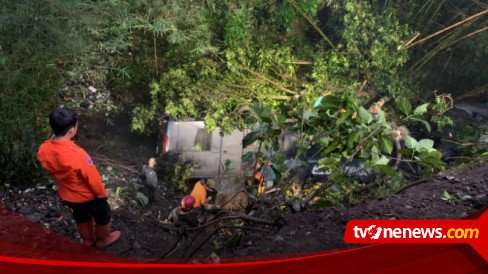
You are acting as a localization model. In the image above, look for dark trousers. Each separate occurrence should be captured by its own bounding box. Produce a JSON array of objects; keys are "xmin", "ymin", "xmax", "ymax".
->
[{"xmin": 64, "ymin": 198, "xmax": 111, "ymax": 225}]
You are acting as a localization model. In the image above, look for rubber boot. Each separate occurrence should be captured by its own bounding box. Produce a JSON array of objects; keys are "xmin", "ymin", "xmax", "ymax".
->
[
  {"xmin": 77, "ymin": 218, "xmax": 95, "ymax": 246},
  {"xmin": 95, "ymin": 221, "xmax": 121, "ymax": 249}
]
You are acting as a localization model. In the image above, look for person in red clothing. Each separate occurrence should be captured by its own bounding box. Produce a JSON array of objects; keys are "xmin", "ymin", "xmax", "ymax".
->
[{"xmin": 37, "ymin": 108, "xmax": 121, "ymax": 249}]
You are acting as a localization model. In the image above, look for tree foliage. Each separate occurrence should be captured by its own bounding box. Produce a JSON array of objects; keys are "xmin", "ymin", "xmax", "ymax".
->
[{"xmin": 1, "ymin": 0, "xmax": 487, "ymax": 187}]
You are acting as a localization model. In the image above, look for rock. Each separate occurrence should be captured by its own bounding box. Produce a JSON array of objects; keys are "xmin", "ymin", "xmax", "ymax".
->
[
  {"xmin": 273, "ymin": 235, "xmax": 284, "ymax": 242},
  {"xmin": 291, "ymin": 201, "xmax": 302, "ymax": 213},
  {"xmin": 132, "ymin": 240, "xmax": 141, "ymax": 249},
  {"xmin": 208, "ymin": 253, "xmax": 221, "ymax": 264},
  {"xmin": 45, "ymin": 209, "xmax": 60, "ymax": 218}
]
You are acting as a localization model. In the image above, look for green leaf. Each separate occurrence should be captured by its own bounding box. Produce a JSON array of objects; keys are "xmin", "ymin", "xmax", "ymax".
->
[
  {"xmin": 357, "ymin": 106, "xmax": 372, "ymax": 124},
  {"xmin": 266, "ymin": 180, "xmax": 274, "ymax": 188},
  {"xmin": 375, "ymin": 106, "xmax": 386, "ymax": 123},
  {"xmin": 225, "ymin": 159, "xmax": 234, "ymax": 170},
  {"xmin": 323, "ymin": 140, "xmax": 339, "ymax": 155},
  {"xmin": 396, "ymin": 97, "xmax": 412, "ymax": 116},
  {"xmin": 136, "ymin": 192, "xmax": 149, "ymax": 206},
  {"xmin": 272, "ymin": 163, "xmax": 288, "ymax": 175},
  {"xmin": 320, "ymin": 137, "xmax": 331, "ymax": 147},
  {"xmin": 414, "ymin": 103, "xmax": 429, "ymax": 116},
  {"xmin": 398, "ymin": 148, "xmax": 414, "ymax": 156},
  {"xmin": 418, "ymin": 139, "xmax": 434, "ymax": 149},
  {"xmin": 379, "ymin": 135, "xmax": 394, "ymax": 154},
  {"xmin": 409, "ymin": 117, "xmax": 432, "ymax": 132},
  {"xmin": 374, "ymin": 156, "xmax": 390, "ymax": 166},
  {"xmin": 405, "ymin": 136, "xmax": 418, "ymax": 149},
  {"xmin": 270, "ymin": 151, "xmax": 286, "ymax": 164},
  {"xmin": 304, "ymin": 110, "xmax": 319, "ymax": 121},
  {"xmin": 194, "ymin": 142, "xmax": 202, "ymax": 152},
  {"xmin": 242, "ymin": 130, "xmax": 260, "ymax": 148},
  {"xmin": 244, "ymin": 116, "xmax": 257, "ymax": 125},
  {"xmin": 319, "ymin": 95, "xmax": 341, "ymax": 110},
  {"xmin": 378, "ymin": 165, "xmax": 397, "ymax": 176},
  {"xmin": 371, "ymin": 145, "xmax": 379, "ymax": 162},
  {"xmin": 347, "ymin": 131, "xmax": 359, "ymax": 150},
  {"xmin": 242, "ymin": 151, "xmax": 254, "ymax": 163}
]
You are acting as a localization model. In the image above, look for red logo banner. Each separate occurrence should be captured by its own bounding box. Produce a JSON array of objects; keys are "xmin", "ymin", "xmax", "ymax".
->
[{"xmin": 344, "ymin": 210, "xmax": 488, "ymax": 261}]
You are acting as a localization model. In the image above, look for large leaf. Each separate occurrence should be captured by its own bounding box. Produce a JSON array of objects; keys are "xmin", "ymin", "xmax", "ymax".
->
[
  {"xmin": 244, "ymin": 116, "xmax": 257, "ymax": 125},
  {"xmin": 418, "ymin": 139, "xmax": 434, "ymax": 149},
  {"xmin": 242, "ymin": 130, "xmax": 260, "ymax": 148},
  {"xmin": 409, "ymin": 117, "xmax": 432, "ymax": 132},
  {"xmin": 357, "ymin": 106, "xmax": 372, "ymax": 124},
  {"xmin": 136, "ymin": 192, "xmax": 149, "ymax": 206},
  {"xmin": 379, "ymin": 135, "xmax": 394, "ymax": 154},
  {"xmin": 413, "ymin": 103, "xmax": 429, "ymax": 116},
  {"xmin": 242, "ymin": 151, "xmax": 253, "ymax": 163},
  {"xmin": 396, "ymin": 97, "xmax": 412, "ymax": 116},
  {"xmin": 405, "ymin": 136, "xmax": 418, "ymax": 149},
  {"xmin": 319, "ymin": 95, "xmax": 341, "ymax": 110},
  {"xmin": 378, "ymin": 165, "xmax": 397, "ymax": 176},
  {"xmin": 271, "ymin": 163, "xmax": 288, "ymax": 175},
  {"xmin": 271, "ymin": 151, "xmax": 286, "ymax": 163}
]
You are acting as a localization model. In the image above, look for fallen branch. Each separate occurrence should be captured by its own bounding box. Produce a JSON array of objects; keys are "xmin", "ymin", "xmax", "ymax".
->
[
  {"xmin": 395, "ymin": 179, "xmax": 431, "ymax": 195},
  {"xmin": 442, "ymin": 26, "xmax": 488, "ymax": 49},
  {"xmin": 407, "ymin": 8, "xmax": 488, "ymax": 49},
  {"xmin": 161, "ymin": 234, "xmax": 185, "ymax": 258},
  {"xmin": 187, "ymin": 227, "xmax": 221, "ymax": 258},
  {"xmin": 285, "ymin": 0, "xmax": 335, "ymax": 48},
  {"xmin": 301, "ymin": 124, "xmax": 384, "ymax": 208},
  {"xmin": 186, "ymin": 225, "xmax": 269, "ymax": 258},
  {"xmin": 91, "ymin": 154, "xmax": 141, "ymax": 174},
  {"xmin": 238, "ymin": 66, "xmax": 296, "ymax": 95},
  {"xmin": 184, "ymin": 213, "xmax": 275, "ymax": 232}
]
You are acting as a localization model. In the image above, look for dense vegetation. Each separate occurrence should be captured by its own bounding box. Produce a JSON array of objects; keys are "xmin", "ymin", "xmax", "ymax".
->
[{"xmin": 1, "ymin": 0, "xmax": 487, "ymax": 203}]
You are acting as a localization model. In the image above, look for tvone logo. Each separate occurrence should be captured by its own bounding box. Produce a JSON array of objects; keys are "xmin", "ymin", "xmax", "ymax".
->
[{"xmin": 366, "ymin": 225, "xmax": 382, "ymax": 239}]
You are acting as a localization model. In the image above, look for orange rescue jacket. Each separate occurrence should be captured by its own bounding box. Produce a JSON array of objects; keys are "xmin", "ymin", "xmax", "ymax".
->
[
  {"xmin": 190, "ymin": 181, "xmax": 209, "ymax": 208},
  {"xmin": 37, "ymin": 140, "xmax": 107, "ymax": 203}
]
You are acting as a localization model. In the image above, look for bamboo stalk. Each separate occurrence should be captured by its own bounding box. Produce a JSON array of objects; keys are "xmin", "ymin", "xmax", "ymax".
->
[
  {"xmin": 153, "ymin": 32, "xmax": 158, "ymax": 75},
  {"xmin": 442, "ymin": 26, "xmax": 488, "ymax": 49},
  {"xmin": 407, "ymin": 8, "xmax": 488, "ymax": 49},
  {"xmin": 264, "ymin": 95, "xmax": 292, "ymax": 100},
  {"xmin": 454, "ymin": 83, "xmax": 488, "ymax": 101},
  {"xmin": 239, "ymin": 66, "xmax": 296, "ymax": 95},
  {"xmin": 289, "ymin": 60, "xmax": 313, "ymax": 65}
]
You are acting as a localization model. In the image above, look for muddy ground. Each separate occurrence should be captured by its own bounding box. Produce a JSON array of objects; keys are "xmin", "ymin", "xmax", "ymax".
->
[{"xmin": 2, "ymin": 113, "xmax": 488, "ymax": 261}]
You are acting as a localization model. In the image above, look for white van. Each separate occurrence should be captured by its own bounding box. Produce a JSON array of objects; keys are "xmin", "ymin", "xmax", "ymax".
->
[{"xmin": 161, "ymin": 121, "xmax": 257, "ymax": 178}]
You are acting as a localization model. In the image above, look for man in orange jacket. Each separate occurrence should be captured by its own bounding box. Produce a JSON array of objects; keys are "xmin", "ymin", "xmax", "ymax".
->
[
  {"xmin": 37, "ymin": 108, "xmax": 121, "ymax": 249},
  {"xmin": 190, "ymin": 179, "xmax": 210, "ymax": 208}
]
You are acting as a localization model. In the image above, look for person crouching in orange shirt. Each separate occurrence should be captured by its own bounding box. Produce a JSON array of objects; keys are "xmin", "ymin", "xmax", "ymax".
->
[
  {"xmin": 37, "ymin": 108, "xmax": 121, "ymax": 249},
  {"xmin": 190, "ymin": 178, "xmax": 210, "ymax": 208}
]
